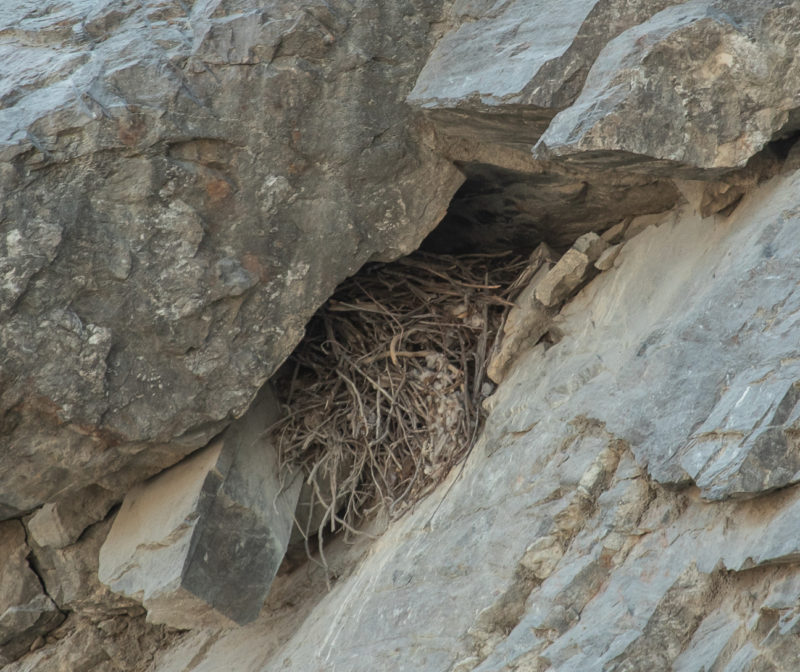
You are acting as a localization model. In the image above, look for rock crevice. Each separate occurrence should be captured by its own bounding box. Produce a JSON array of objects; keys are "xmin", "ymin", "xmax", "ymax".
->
[{"xmin": 5, "ymin": 0, "xmax": 800, "ymax": 670}]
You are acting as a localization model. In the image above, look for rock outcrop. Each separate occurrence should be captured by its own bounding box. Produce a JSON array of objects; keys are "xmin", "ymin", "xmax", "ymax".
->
[
  {"xmin": 4, "ymin": 0, "xmax": 800, "ymax": 670},
  {"xmin": 0, "ymin": 0, "xmax": 460, "ymax": 518},
  {"xmin": 98, "ymin": 387, "xmax": 299, "ymax": 629}
]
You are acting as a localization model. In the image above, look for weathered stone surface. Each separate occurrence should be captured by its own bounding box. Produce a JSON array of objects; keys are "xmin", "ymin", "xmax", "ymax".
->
[
  {"xmin": 143, "ymin": 167, "xmax": 800, "ymax": 672},
  {"xmin": 536, "ymin": 1, "xmax": 800, "ymax": 172},
  {"xmin": 3, "ymin": 613, "xmax": 175, "ymax": 672},
  {"xmin": 99, "ymin": 389, "xmax": 301, "ymax": 628},
  {"xmin": 0, "ymin": 0, "xmax": 461, "ymax": 518},
  {"xmin": 13, "ymin": 515, "xmax": 176, "ymax": 672},
  {"xmin": 409, "ymin": 0, "xmax": 682, "ymax": 144},
  {"xmin": 535, "ymin": 233, "xmax": 607, "ymax": 307},
  {"xmin": 678, "ymin": 363, "xmax": 800, "ymax": 500},
  {"xmin": 407, "ymin": 1, "xmax": 685, "ymax": 252},
  {"xmin": 600, "ymin": 220, "xmax": 628, "ymax": 244},
  {"xmin": 9, "ymin": 1, "xmax": 800, "ymax": 670},
  {"xmin": 0, "ymin": 521, "xmax": 64, "ymax": 665},
  {"xmin": 30, "ymin": 517, "xmax": 136, "ymax": 618},
  {"xmin": 487, "ymin": 243, "xmax": 556, "ymax": 384},
  {"xmin": 594, "ymin": 242, "xmax": 622, "ymax": 271},
  {"xmin": 26, "ymin": 484, "xmax": 116, "ymax": 549}
]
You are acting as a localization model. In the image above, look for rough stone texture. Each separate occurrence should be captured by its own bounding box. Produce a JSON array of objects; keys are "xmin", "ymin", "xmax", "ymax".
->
[
  {"xmin": 3, "ymin": 613, "xmax": 176, "ymax": 672},
  {"xmin": 409, "ymin": 0, "xmax": 685, "ymax": 253},
  {"xmin": 26, "ymin": 484, "xmax": 116, "ymax": 549},
  {"xmin": 99, "ymin": 388, "xmax": 300, "ymax": 628},
  {"xmin": 536, "ymin": 1, "xmax": 800, "ymax": 172},
  {"xmin": 679, "ymin": 363, "xmax": 800, "ymax": 501},
  {"xmin": 535, "ymin": 232, "xmax": 607, "ymax": 307},
  {"xmin": 0, "ymin": 0, "xmax": 461, "ymax": 519},
  {"xmin": 0, "ymin": 520, "xmax": 64, "ymax": 665},
  {"xmin": 143, "ymin": 167, "xmax": 800, "ymax": 671},
  {"xmin": 7, "ymin": 1, "xmax": 800, "ymax": 670},
  {"xmin": 29, "ymin": 516, "xmax": 138, "ymax": 619},
  {"xmin": 13, "ymin": 514, "xmax": 175, "ymax": 671},
  {"xmin": 409, "ymin": 0, "xmax": 682, "ymax": 144},
  {"xmin": 487, "ymin": 243, "xmax": 556, "ymax": 384}
]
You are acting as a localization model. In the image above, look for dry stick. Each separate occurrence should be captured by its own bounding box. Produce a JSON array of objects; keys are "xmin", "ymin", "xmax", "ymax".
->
[{"xmin": 273, "ymin": 251, "xmax": 530, "ymax": 539}]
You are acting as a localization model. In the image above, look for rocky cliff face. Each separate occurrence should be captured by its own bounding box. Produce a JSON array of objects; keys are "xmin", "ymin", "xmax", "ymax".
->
[
  {"xmin": 0, "ymin": 0, "xmax": 459, "ymax": 518},
  {"xmin": 4, "ymin": 1, "xmax": 800, "ymax": 670}
]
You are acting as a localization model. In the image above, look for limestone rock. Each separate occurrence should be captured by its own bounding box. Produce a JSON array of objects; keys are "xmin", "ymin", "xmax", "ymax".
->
[
  {"xmin": 572, "ymin": 231, "xmax": 608, "ymax": 260},
  {"xmin": 409, "ymin": 0, "xmax": 681, "ymax": 144},
  {"xmin": 407, "ymin": 0, "xmax": 685, "ymax": 252},
  {"xmin": 594, "ymin": 243, "xmax": 622, "ymax": 271},
  {"xmin": 29, "ymin": 517, "xmax": 137, "ymax": 618},
  {"xmin": 26, "ymin": 485, "xmax": 116, "ymax": 549},
  {"xmin": 8, "ymin": 0, "xmax": 800, "ymax": 670},
  {"xmin": 536, "ymin": 1, "xmax": 800, "ymax": 171},
  {"xmin": 600, "ymin": 220, "xmax": 628, "ymax": 244},
  {"xmin": 0, "ymin": 0, "xmax": 461, "ymax": 518},
  {"xmin": 535, "ymin": 233, "xmax": 608, "ymax": 307},
  {"xmin": 98, "ymin": 390, "xmax": 301, "ymax": 628},
  {"xmin": 678, "ymin": 363, "xmax": 800, "ymax": 501},
  {"xmin": 0, "ymin": 521, "xmax": 64, "ymax": 666},
  {"xmin": 487, "ymin": 243, "xmax": 557, "ymax": 384},
  {"xmin": 2, "ymin": 614, "xmax": 175, "ymax": 672}
]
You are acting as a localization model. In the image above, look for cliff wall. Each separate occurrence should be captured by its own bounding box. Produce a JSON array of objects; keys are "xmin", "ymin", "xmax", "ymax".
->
[{"xmin": 3, "ymin": 1, "xmax": 800, "ymax": 671}]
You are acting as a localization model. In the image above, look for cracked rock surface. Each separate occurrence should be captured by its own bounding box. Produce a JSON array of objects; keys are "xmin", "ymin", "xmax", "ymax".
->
[
  {"xmin": 5, "ymin": 0, "xmax": 800, "ymax": 670},
  {"xmin": 152, "ymin": 167, "xmax": 800, "ymax": 672},
  {"xmin": 0, "ymin": 0, "xmax": 460, "ymax": 517}
]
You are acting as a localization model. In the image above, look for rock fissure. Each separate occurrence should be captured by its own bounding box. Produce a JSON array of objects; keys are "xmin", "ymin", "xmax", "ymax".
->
[{"xmin": 19, "ymin": 525, "xmax": 67, "ymax": 620}]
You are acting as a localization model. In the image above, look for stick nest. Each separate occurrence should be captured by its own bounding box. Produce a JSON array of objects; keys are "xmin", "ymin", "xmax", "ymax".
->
[{"xmin": 271, "ymin": 250, "xmax": 531, "ymax": 539}]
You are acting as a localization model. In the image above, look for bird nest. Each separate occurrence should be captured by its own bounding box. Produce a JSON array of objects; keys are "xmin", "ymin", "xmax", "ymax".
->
[{"xmin": 271, "ymin": 250, "xmax": 532, "ymax": 541}]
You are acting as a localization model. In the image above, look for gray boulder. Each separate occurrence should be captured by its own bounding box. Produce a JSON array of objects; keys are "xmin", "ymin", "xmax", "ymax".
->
[
  {"xmin": 536, "ymin": 0, "xmax": 800, "ymax": 171},
  {"xmin": 0, "ymin": 0, "xmax": 460, "ymax": 518},
  {"xmin": 98, "ymin": 389, "xmax": 301, "ymax": 628}
]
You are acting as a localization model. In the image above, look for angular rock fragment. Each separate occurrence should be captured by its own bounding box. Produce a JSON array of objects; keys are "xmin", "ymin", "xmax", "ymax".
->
[
  {"xmin": 594, "ymin": 243, "xmax": 622, "ymax": 271},
  {"xmin": 679, "ymin": 363, "xmax": 800, "ymax": 500},
  {"xmin": 27, "ymin": 485, "xmax": 116, "ymax": 549},
  {"xmin": 572, "ymin": 231, "xmax": 608, "ymax": 260},
  {"xmin": 535, "ymin": 233, "xmax": 608, "ymax": 307},
  {"xmin": 0, "ymin": 521, "xmax": 64, "ymax": 665},
  {"xmin": 600, "ymin": 220, "xmax": 628, "ymax": 244},
  {"xmin": 487, "ymin": 243, "xmax": 557, "ymax": 383},
  {"xmin": 98, "ymin": 389, "xmax": 301, "ymax": 629}
]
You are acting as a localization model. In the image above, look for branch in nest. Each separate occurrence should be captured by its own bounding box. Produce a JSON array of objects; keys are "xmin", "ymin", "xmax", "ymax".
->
[{"xmin": 270, "ymin": 250, "xmax": 532, "ymax": 543}]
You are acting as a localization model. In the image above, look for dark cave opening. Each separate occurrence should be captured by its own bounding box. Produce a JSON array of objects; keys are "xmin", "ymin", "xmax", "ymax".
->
[{"xmin": 419, "ymin": 162, "xmax": 681, "ymax": 255}]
